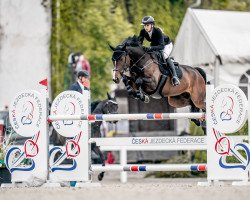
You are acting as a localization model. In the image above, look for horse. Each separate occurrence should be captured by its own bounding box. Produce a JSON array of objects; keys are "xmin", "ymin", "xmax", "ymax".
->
[
  {"xmin": 50, "ymin": 92, "xmax": 118, "ymax": 181},
  {"xmin": 109, "ymin": 36, "xmax": 206, "ymax": 129},
  {"xmin": 91, "ymin": 92, "xmax": 118, "ymax": 181}
]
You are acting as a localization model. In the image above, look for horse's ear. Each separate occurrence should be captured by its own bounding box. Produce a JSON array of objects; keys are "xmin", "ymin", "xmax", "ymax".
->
[
  {"xmin": 121, "ymin": 44, "xmax": 126, "ymax": 51},
  {"xmin": 107, "ymin": 92, "xmax": 112, "ymax": 99},
  {"xmin": 108, "ymin": 43, "xmax": 115, "ymax": 51}
]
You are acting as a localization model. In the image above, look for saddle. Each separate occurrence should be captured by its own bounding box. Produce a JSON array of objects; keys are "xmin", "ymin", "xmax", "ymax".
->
[
  {"xmin": 155, "ymin": 51, "xmax": 183, "ymax": 80},
  {"xmin": 141, "ymin": 51, "xmax": 183, "ymax": 99}
]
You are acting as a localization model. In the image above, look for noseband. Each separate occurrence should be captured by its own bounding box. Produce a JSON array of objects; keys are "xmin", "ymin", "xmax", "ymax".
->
[{"xmin": 112, "ymin": 50, "xmax": 129, "ymax": 75}]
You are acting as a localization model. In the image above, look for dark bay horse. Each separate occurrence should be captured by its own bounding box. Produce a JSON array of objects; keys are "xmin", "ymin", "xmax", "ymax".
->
[{"xmin": 109, "ymin": 36, "xmax": 206, "ymax": 127}]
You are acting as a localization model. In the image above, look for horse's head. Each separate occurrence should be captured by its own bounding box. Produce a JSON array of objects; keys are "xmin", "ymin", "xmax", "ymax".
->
[
  {"xmin": 102, "ymin": 92, "xmax": 118, "ymax": 115},
  {"xmin": 110, "ymin": 36, "xmax": 144, "ymax": 83},
  {"xmin": 110, "ymin": 44, "xmax": 131, "ymax": 83}
]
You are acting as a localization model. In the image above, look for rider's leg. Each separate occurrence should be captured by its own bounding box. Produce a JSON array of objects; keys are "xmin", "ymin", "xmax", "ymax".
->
[
  {"xmin": 167, "ymin": 57, "xmax": 180, "ymax": 86},
  {"xmin": 163, "ymin": 43, "xmax": 180, "ymax": 86}
]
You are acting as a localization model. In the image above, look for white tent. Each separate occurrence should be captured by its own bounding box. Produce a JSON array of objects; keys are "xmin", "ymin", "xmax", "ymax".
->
[
  {"xmin": 0, "ymin": 0, "xmax": 51, "ymax": 109},
  {"xmin": 172, "ymin": 8, "xmax": 250, "ymax": 86},
  {"xmin": 171, "ymin": 8, "xmax": 250, "ymax": 134}
]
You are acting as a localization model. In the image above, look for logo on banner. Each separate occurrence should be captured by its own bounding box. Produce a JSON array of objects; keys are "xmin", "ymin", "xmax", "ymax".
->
[
  {"xmin": 49, "ymin": 132, "xmax": 82, "ymax": 172},
  {"xmin": 51, "ymin": 90, "xmax": 89, "ymax": 137},
  {"xmin": 213, "ymin": 128, "xmax": 250, "ymax": 170},
  {"xmin": 9, "ymin": 90, "xmax": 45, "ymax": 137},
  {"xmin": 21, "ymin": 101, "xmax": 34, "ymax": 125},
  {"xmin": 209, "ymin": 84, "xmax": 248, "ymax": 133},
  {"xmin": 5, "ymin": 131, "xmax": 40, "ymax": 173}
]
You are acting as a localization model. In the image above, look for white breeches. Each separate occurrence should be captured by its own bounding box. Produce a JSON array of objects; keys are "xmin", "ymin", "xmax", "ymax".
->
[{"xmin": 162, "ymin": 43, "xmax": 173, "ymax": 59}]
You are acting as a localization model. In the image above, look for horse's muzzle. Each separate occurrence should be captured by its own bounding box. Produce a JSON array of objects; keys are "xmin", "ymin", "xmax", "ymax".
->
[{"xmin": 113, "ymin": 77, "xmax": 120, "ymax": 84}]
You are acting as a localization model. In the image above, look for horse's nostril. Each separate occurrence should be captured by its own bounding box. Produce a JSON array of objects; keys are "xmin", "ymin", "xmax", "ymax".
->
[{"xmin": 113, "ymin": 78, "xmax": 119, "ymax": 83}]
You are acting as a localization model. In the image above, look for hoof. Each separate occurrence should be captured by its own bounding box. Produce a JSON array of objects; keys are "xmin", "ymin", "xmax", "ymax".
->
[{"xmin": 98, "ymin": 172, "xmax": 104, "ymax": 181}]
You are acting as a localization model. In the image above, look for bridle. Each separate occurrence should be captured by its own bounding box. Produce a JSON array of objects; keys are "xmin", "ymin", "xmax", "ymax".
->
[
  {"xmin": 112, "ymin": 48, "xmax": 149, "ymax": 76},
  {"xmin": 112, "ymin": 50, "xmax": 129, "ymax": 75},
  {"xmin": 102, "ymin": 99, "xmax": 118, "ymax": 114}
]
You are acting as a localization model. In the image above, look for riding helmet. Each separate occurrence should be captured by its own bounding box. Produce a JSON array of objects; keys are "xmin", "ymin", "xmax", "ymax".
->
[
  {"xmin": 141, "ymin": 16, "xmax": 155, "ymax": 25},
  {"xmin": 77, "ymin": 70, "xmax": 89, "ymax": 78}
]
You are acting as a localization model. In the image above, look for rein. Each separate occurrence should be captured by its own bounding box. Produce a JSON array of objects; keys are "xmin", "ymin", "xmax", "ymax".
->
[
  {"xmin": 131, "ymin": 52, "xmax": 147, "ymax": 68},
  {"xmin": 130, "ymin": 52, "xmax": 157, "ymax": 74},
  {"xmin": 112, "ymin": 47, "xmax": 154, "ymax": 76}
]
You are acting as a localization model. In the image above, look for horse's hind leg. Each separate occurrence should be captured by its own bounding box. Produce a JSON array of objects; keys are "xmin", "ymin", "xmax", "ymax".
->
[
  {"xmin": 91, "ymin": 143, "xmax": 106, "ymax": 181},
  {"xmin": 190, "ymin": 101, "xmax": 207, "ymax": 135},
  {"xmin": 168, "ymin": 94, "xmax": 204, "ymax": 130},
  {"xmin": 168, "ymin": 93, "xmax": 191, "ymax": 108},
  {"xmin": 190, "ymin": 101, "xmax": 201, "ymax": 126},
  {"xmin": 200, "ymin": 108, "xmax": 206, "ymax": 135},
  {"xmin": 189, "ymin": 88, "xmax": 206, "ymax": 130}
]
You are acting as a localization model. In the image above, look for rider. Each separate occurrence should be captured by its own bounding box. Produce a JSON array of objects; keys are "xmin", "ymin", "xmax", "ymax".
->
[{"xmin": 138, "ymin": 16, "xmax": 180, "ymax": 86}]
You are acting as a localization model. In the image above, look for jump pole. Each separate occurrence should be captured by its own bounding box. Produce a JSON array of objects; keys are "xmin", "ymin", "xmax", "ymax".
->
[
  {"xmin": 91, "ymin": 164, "xmax": 207, "ymax": 172},
  {"xmin": 48, "ymin": 112, "xmax": 205, "ymax": 122}
]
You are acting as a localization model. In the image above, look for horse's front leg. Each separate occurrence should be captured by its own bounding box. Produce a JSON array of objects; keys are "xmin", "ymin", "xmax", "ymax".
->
[
  {"xmin": 122, "ymin": 75, "xmax": 149, "ymax": 103},
  {"xmin": 122, "ymin": 75, "xmax": 140, "ymax": 98},
  {"xmin": 122, "ymin": 75, "xmax": 137, "ymax": 95},
  {"xmin": 134, "ymin": 77, "xmax": 150, "ymax": 103}
]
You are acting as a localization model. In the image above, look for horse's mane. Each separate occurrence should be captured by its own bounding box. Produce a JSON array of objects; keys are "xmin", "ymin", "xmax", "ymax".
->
[
  {"xmin": 91, "ymin": 101, "xmax": 101, "ymax": 113},
  {"xmin": 112, "ymin": 35, "xmax": 143, "ymax": 61},
  {"xmin": 121, "ymin": 35, "xmax": 141, "ymax": 47}
]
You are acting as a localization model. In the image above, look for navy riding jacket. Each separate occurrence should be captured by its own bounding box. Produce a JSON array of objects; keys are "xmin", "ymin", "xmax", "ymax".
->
[
  {"xmin": 69, "ymin": 82, "xmax": 89, "ymax": 94},
  {"xmin": 138, "ymin": 27, "xmax": 171, "ymax": 51}
]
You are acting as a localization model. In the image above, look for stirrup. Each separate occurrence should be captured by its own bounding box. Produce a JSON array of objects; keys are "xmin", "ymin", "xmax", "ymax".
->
[{"xmin": 171, "ymin": 76, "xmax": 180, "ymax": 86}]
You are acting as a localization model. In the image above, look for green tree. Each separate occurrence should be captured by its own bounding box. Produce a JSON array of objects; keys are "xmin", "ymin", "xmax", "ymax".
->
[{"xmin": 51, "ymin": 0, "xmax": 133, "ymax": 100}]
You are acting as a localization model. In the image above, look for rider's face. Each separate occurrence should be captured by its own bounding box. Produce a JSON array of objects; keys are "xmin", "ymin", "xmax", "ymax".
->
[
  {"xmin": 144, "ymin": 24, "xmax": 153, "ymax": 32},
  {"xmin": 80, "ymin": 76, "xmax": 90, "ymax": 87}
]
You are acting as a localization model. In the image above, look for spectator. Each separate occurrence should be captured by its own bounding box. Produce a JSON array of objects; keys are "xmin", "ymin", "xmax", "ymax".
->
[
  {"xmin": 69, "ymin": 70, "xmax": 90, "ymax": 93},
  {"xmin": 68, "ymin": 52, "xmax": 91, "ymax": 78}
]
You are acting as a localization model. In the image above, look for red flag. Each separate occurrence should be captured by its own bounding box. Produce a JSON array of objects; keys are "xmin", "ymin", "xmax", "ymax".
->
[{"xmin": 39, "ymin": 79, "xmax": 48, "ymax": 87}]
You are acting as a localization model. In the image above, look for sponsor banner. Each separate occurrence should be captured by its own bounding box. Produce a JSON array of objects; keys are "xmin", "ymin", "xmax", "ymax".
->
[{"xmin": 131, "ymin": 136, "xmax": 206, "ymax": 145}]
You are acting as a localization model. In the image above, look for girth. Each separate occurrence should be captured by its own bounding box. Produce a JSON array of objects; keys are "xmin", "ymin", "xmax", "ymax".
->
[{"xmin": 143, "ymin": 74, "xmax": 167, "ymax": 99}]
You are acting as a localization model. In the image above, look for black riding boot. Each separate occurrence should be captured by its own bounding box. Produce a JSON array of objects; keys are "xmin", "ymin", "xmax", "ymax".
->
[{"xmin": 166, "ymin": 57, "xmax": 180, "ymax": 86}]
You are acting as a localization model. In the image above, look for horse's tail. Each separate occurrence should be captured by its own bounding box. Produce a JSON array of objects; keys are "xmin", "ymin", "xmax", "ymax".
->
[{"xmin": 195, "ymin": 67, "xmax": 207, "ymax": 84}]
